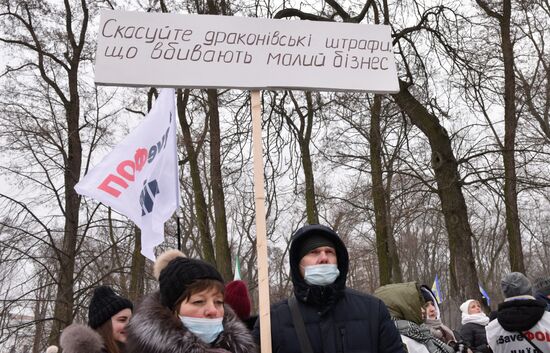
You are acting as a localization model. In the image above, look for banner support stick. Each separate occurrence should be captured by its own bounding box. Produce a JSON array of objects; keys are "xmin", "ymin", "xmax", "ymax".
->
[{"xmin": 250, "ymin": 90, "xmax": 272, "ymax": 353}]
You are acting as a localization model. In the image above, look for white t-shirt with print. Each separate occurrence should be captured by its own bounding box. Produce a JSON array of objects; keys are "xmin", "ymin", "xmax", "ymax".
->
[{"xmin": 486, "ymin": 311, "xmax": 550, "ymax": 353}]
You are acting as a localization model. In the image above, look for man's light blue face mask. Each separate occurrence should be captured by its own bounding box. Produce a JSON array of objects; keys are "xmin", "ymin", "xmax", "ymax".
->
[
  {"xmin": 304, "ymin": 264, "xmax": 340, "ymax": 286},
  {"xmin": 179, "ymin": 316, "xmax": 224, "ymax": 343}
]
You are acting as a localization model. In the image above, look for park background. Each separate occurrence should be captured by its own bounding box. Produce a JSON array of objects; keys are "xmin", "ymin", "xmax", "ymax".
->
[{"xmin": 0, "ymin": 0, "xmax": 549, "ymax": 352}]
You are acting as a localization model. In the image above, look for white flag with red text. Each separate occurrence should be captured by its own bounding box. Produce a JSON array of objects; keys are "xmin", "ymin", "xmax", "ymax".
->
[{"xmin": 75, "ymin": 88, "xmax": 179, "ymax": 260}]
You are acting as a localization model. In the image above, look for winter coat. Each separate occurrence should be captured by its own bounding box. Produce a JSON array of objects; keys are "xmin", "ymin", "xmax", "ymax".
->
[
  {"xmin": 243, "ymin": 315, "xmax": 258, "ymax": 332},
  {"xmin": 374, "ymin": 282, "xmax": 454, "ymax": 353},
  {"xmin": 59, "ymin": 323, "xmax": 107, "ymax": 353},
  {"xmin": 485, "ymin": 297, "xmax": 550, "ymax": 353},
  {"xmin": 253, "ymin": 224, "xmax": 405, "ymax": 353},
  {"xmin": 535, "ymin": 292, "xmax": 550, "ymax": 311},
  {"xmin": 126, "ymin": 291, "xmax": 257, "ymax": 353},
  {"xmin": 459, "ymin": 323, "xmax": 489, "ymax": 353}
]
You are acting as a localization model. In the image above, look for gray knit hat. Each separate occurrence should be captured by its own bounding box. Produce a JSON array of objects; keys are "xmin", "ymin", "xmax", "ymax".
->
[
  {"xmin": 534, "ymin": 276, "xmax": 550, "ymax": 296},
  {"xmin": 501, "ymin": 272, "xmax": 532, "ymax": 298}
]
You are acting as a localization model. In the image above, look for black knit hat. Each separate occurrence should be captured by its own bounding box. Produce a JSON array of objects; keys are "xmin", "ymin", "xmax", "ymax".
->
[
  {"xmin": 157, "ymin": 253, "xmax": 224, "ymax": 310},
  {"xmin": 420, "ymin": 285, "xmax": 437, "ymax": 304},
  {"xmin": 296, "ymin": 233, "xmax": 336, "ymax": 260},
  {"xmin": 88, "ymin": 286, "xmax": 133, "ymax": 329}
]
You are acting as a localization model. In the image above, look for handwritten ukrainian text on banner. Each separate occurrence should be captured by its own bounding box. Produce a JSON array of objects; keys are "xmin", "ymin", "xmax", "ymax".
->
[{"xmin": 95, "ymin": 10, "xmax": 399, "ymax": 93}]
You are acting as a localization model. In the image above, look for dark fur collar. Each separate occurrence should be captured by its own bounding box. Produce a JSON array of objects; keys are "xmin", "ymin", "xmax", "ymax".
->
[{"xmin": 126, "ymin": 291, "xmax": 257, "ymax": 353}]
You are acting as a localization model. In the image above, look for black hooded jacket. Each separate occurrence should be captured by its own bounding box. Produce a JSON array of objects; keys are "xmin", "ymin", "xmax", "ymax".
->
[
  {"xmin": 253, "ymin": 224, "xmax": 405, "ymax": 353},
  {"xmin": 496, "ymin": 298, "xmax": 545, "ymax": 332}
]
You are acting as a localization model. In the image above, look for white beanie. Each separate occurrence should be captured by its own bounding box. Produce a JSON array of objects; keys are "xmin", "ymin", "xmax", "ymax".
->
[
  {"xmin": 460, "ymin": 299, "xmax": 474, "ymax": 314},
  {"xmin": 45, "ymin": 346, "xmax": 58, "ymax": 353}
]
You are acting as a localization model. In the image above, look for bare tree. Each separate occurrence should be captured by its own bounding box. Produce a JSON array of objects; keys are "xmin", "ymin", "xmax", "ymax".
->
[
  {"xmin": 475, "ymin": 0, "xmax": 525, "ymax": 273},
  {"xmin": 0, "ymin": 0, "xmax": 91, "ymax": 344}
]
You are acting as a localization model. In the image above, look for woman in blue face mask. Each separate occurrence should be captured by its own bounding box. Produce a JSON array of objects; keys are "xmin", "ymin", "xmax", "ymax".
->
[{"xmin": 126, "ymin": 249, "xmax": 257, "ymax": 353}]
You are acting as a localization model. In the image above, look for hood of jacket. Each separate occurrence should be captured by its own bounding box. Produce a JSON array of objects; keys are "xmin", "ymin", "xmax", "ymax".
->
[
  {"xmin": 374, "ymin": 282, "xmax": 424, "ymax": 324},
  {"xmin": 59, "ymin": 323, "xmax": 105, "ymax": 353},
  {"xmin": 289, "ymin": 224, "xmax": 348, "ymax": 310},
  {"xmin": 535, "ymin": 292, "xmax": 550, "ymax": 309},
  {"xmin": 497, "ymin": 297, "xmax": 545, "ymax": 331},
  {"xmin": 126, "ymin": 291, "xmax": 257, "ymax": 353}
]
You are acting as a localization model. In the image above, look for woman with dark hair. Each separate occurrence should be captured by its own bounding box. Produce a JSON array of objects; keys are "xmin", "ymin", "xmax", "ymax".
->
[
  {"xmin": 125, "ymin": 249, "xmax": 257, "ymax": 353},
  {"xmin": 60, "ymin": 286, "xmax": 133, "ymax": 353}
]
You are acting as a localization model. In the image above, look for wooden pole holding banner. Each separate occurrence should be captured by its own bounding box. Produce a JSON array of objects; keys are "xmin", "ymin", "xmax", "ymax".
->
[{"xmin": 250, "ymin": 90, "xmax": 272, "ymax": 353}]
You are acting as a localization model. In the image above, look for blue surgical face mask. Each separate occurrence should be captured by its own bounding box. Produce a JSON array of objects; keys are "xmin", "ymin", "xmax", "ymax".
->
[
  {"xmin": 304, "ymin": 264, "xmax": 340, "ymax": 286},
  {"xmin": 179, "ymin": 316, "xmax": 224, "ymax": 343}
]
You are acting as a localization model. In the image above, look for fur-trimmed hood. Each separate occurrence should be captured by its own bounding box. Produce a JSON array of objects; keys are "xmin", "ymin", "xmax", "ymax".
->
[
  {"xmin": 59, "ymin": 323, "xmax": 105, "ymax": 353},
  {"xmin": 126, "ymin": 291, "xmax": 257, "ymax": 353}
]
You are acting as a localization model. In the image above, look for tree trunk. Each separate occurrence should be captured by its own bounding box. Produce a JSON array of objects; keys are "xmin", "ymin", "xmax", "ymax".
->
[
  {"xmin": 128, "ymin": 225, "xmax": 145, "ymax": 302},
  {"xmin": 207, "ymin": 89, "xmax": 233, "ymax": 281},
  {"xmin": 500, "ymin": 0, "xmax": 525, "ymax": 273},
  {"xmin": 301, "ymin": 93, "xmax": 319, "ymax": 224},
  {"xmin": 301, "ymin": 144, "xmax": 318, "ymax": 225},
  {"xmin": 392, "ymin": 80, "xmax": 480, "ymax": 302},
  {"xmin": 48, "ymin": 95, "xmax": 82, "ymax": 347},
  {"xmin": 370, "ymin": 94, "xmax": 401, "ymax": 285},
  {"xmin": 285, "ymin": 91, "xmax": 319, "ymax": 224},
  {"xmin": 176, "ymin": 89, "xmax": 216, "ymax": 265}
]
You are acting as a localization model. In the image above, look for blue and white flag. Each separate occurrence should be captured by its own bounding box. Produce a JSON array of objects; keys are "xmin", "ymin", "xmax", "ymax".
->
[
  {"xmin": 432, "ymin": 274, "xmax": 443, "ymax": 303},
  {"xmin": 75, "ymin": 88, "xmax": 179, "ymax": 260},
  {"xmin": 479, "ymin": 283, "xmax": 491, "ymax": 306}
]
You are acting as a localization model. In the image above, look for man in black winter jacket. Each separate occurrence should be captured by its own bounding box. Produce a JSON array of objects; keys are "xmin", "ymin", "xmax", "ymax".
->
[{"xmin": 252, "ymin": 224, "xmax": 405, "ymax": 353}]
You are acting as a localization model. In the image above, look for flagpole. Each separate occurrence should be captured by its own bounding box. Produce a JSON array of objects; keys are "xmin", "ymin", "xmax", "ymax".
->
[
  {"xmin": 176, "ymin": 215, "xmax": 181, "ymax": 251},
  {"xmin": 250, "ymin": 90, "xmax": 272, "ymax": 353}
]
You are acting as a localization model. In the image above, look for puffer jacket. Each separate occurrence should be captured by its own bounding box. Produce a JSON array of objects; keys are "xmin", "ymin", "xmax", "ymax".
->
[
  {"xmin": 458, "ymin": 323, "xmax": 489, "ymax": 353},
  {"xmin": 253, "ymin": 224, "xmax": 405, "ymax": 353},
  {"xmin": 59, "ymin": 323, "xmax": 107, "ymax": 353},
  {"xmin": 126, "ymin": 291, "xmax": 257, "ymax": 353}
]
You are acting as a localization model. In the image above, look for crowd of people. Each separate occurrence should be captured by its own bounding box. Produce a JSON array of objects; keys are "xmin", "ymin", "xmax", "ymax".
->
[{"xmin": 49, "ymin": 224, "xmax": 549, "ymax": 353}]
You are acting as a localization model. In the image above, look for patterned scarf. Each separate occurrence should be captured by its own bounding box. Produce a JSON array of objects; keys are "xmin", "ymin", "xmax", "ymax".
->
[{"xmin": 395, "ymin": 319, "xmax": 454, "ymax": 353}]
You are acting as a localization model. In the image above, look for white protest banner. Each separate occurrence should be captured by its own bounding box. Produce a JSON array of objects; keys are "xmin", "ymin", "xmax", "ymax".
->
[
  {"xmin": 95, "ymin": 10, "xmax": 398, "ymax": 93},
  {"xmin": 93, "ymin": 11, "xmax": 401, "ymax": 353},
  {"xmin": 75, "ymin": 88, "xmax": 179, "ymax": 260}
]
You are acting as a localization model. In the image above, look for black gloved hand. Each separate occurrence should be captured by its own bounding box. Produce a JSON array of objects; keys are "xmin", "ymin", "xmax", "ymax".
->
[{"xmin": 448, "ymin": 341, "xmax": 468, "ymax": 353}]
